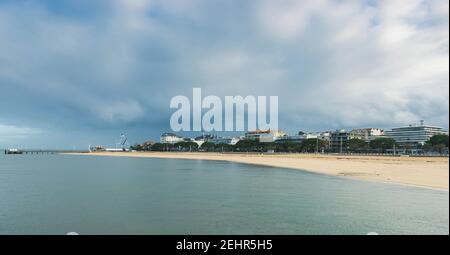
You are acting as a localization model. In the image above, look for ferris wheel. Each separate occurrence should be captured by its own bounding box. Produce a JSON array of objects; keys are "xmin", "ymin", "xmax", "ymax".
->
[{"xmin": 116, "ymin": 133, "xmax": 128, "ymax": 149}]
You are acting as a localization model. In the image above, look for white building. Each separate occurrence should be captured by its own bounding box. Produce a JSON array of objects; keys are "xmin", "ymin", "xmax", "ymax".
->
[
  {"xmin": 317, "ymin": 131, "xmax": 332, "ymax": 142},
  {"xmin": 385, "ymin": 122, "xmax": 448, "ymax": 145},
  {"xmin": 304, "ymin": 133, "xmax": 319, "ymax": 139},
  {"xmin": 350, "ymin": 128, "xmax": 384, "ymax": 142},
  {"xmin": 160, "ymin": 133, "xmax": 185, "ymax": 144},
  {"xmin": 192, "ymin": 139, "xmax": 205, "ymax": 147},
  {"xmin": 211, "ymin": 137, "xmax": 241, "ymax": 145},
  {"xmin": 276, "ymin": 131, "xmax": 332, "ymax": 144},
  {"xmin": 245, "ymin": 130, "xmax": 286, "ymax": 143},
  {"xmin": 193, "ymin": 134, "xmax": 216, "ymax": 147},
  {"xmin": 276, "ymin": 134, "xmax": 302, "ymax": 143}
]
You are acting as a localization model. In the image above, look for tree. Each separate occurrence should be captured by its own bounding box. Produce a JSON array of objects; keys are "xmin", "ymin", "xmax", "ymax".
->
[
  {"xmin": 427, "ymin": 135, "xmax": 449, "ymax": 147},
  {"xmin": 301, "ymin": 139, "xmax": 326, "ymax": 153},
  {"xmin": 141, "ymin": 141, "xmax": 155, "ymax": 151},
  {"xmin": 369, "ymin": 138, "xmax": 396, "ymax": 153},
  {"xmin": 200, "ymin": 142, "xmax": 216, "ymax": 152},
  {"xmin": 174, "ymin": 141, "xmax": 198, "ymax": 151},
  {"xmin": 347, "ymin": 138, "xmax": 369, "ymax": 152},
  {"xmin": 425, "ymin": 135, "xmax": 449, "ymax": 154},
  {"xmin": 276, "ymin": 141, "xmax": 301, "ymax": 152},
  {"xmin": 150, "ymin": 143, "xmax": 168, "ymax": 151},
  {"xmin": 130, "ymin": 143, "xmax": 143, "ymax": 151},
  {"xmin": 264, "ymin": 142, "xmax": 278, "ymax": 152},
  {"xmin": 234, "ymin": 140, "xmax": 259, "ymax": 152},
  {"xmin": 216, "ymin": 143, "xmax": 233, "ymax": 152}
]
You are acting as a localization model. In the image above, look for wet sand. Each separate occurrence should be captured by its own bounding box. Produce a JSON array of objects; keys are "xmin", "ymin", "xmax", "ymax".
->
[{"xmin": 66, "ymin": 152, "xmax": 449, "ymax": 191}]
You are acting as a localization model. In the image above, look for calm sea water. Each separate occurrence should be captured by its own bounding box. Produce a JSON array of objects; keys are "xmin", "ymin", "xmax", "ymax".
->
[{"xmin": 0, "ymin": 154, "xmax": 448, "ymax": 235}]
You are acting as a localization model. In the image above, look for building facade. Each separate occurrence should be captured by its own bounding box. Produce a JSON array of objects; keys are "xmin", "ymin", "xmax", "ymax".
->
[
  {"xmin": 245, "ymin": 130, "xmax": 286, "ymax": 143},
  {"xmin": 350, "ymin": 128, "xmax": 384, "ymax": 142},
  {"xmin": 276, "ymin": 135, "xmax": 303, "ymax": 143},
  {"xmin": 211, "ymin": 137, "xmax": 241, "ymax": 145},
  {"xmin": 160, "ymin": 133, "xmax": 185, "ymax": 144},
  {"xmin": 276, "ymin": 132, "xmax": 332, "ymax": 148},
  {"xmin": 330, "ymin": 130, "xmax": 356, "ymax": 152},
  {"xmin": 385, "ymin": 123, "xmax": 448, "ymax": 145}
]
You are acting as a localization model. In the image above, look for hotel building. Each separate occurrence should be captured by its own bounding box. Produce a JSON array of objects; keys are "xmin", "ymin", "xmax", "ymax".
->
[
  {"xmin": 160, "ymin": 133, "xmax": 186, "ymax": 144},
  {"xmin": 211, "ymin": 137, "xmax": 241, "ymax": 145},
  {"xmin": 385, "ymin": 121, "xmax": 448, "ymax": 145},
  {"xmin": 350, "ymin": 128, "xmax": 384, "ymax": 142},
  {"xmin": 245, "ymin": 130, "xmax": 286, "ymax": 143},
  {"xmin": 276, "ymin": 131, "xmax": 332, "ymax": 147},
  {"xmin": 192, "ymin": 134, "xmax": 242, "ymax": 146},
  {"xmin": 330, "ymin": 130, "xmax": 355, "ymax": 152}
]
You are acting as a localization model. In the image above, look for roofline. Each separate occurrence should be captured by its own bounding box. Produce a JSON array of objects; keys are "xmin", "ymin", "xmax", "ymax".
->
[{"xmin": 388, "ymin": 125, "xmax": 446, "ymax": 130}]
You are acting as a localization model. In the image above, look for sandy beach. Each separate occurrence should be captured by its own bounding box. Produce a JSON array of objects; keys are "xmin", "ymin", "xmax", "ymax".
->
[{"xmin": 67, "ymin": 152, "xmax": 449, "ymax": 191}]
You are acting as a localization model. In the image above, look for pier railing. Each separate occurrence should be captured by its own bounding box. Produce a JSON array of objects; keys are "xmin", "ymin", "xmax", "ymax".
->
[{"xmin": 4, "ymin": 149, "xmax": 89, "ymax": 155}]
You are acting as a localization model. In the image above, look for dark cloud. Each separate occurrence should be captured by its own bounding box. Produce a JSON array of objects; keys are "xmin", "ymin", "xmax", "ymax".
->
[{"xmin": 0, "ymin": 0, "xmax": 448, "ymax": 148}]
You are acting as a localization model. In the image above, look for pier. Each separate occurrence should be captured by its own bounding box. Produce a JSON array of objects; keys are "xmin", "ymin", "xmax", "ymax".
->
[{"xmin": 4, "ymin": 149, "xmax": 89, "ymax": 155}]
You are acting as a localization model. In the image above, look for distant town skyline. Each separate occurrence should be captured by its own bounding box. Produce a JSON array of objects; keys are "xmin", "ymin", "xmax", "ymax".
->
[{"xmin": 0, "ymin": 0, "xmax": 448, "ymax": 148}]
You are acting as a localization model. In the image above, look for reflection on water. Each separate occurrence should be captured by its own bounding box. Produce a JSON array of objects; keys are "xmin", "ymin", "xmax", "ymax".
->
[{"xmin": 0, "ymin": 154, "xmax": 448, "ymax": 234}]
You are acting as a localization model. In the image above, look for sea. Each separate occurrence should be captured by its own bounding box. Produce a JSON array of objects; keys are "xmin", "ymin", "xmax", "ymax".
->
[{"xmin": 0, "ymin": 154, "xmax": 448, "ymax": 234}]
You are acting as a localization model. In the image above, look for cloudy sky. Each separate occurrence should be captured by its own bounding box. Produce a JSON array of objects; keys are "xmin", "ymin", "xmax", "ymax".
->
[{"xmin": 0, "ymin": 0, "xmax": 448, "ymax": 148}]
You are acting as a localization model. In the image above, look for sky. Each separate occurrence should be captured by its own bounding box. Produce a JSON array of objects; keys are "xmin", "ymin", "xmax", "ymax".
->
[{"xmin": 0, "ymin": 0, "xmax": 448, "ymax": 149}]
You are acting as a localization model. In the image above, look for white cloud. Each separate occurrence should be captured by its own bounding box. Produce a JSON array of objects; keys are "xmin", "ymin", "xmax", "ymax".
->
[
  {"xmin": 257, "ymin": 0, "xmax": 313, "ymax": 41},
  {"xmin": 255, "ymin": 0, "xmax": 448, "ymax": 129},
  {"xmin": 199, "ymin": 50, "xmax": 250, "ymax": 74},
  {"xmin": 92, "ymin": 100, "xmax": 145, "ymax": 123},
  {"xmin": 0, "ymin": 0, "xmax": 448, "ymax": 147},
  {"xmin": 0, "ymin": 124, "xmax": 41, "ymax": 141}
]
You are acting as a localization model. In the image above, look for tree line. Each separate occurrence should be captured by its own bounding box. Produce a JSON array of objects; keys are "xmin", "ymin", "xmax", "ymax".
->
[{"xmin": 131, "ymin": 134, "xmax": 448, "ymax": 155}]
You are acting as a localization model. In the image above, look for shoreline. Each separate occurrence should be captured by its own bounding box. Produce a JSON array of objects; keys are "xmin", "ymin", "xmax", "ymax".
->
[{"xmin": 65, "ymin": 152, "xmax": 449, "ymax": 191}]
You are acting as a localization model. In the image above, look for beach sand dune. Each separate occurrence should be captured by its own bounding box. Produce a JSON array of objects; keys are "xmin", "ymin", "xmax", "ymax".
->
[{"xmin": 67, "ymin": 152, "xmax": 449, "ymax": 191}]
